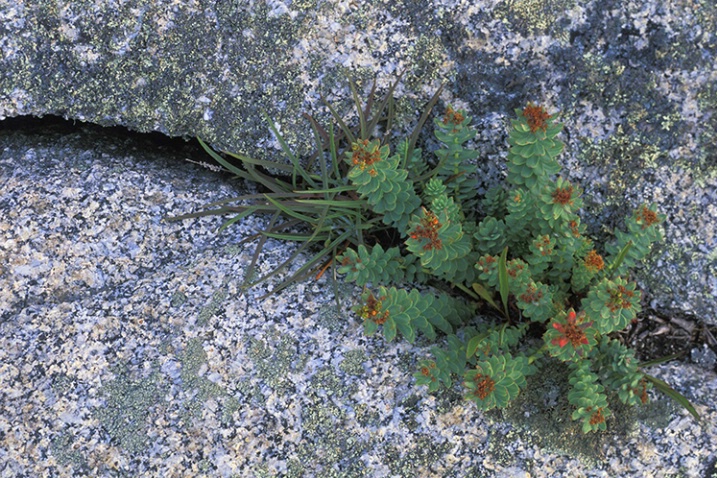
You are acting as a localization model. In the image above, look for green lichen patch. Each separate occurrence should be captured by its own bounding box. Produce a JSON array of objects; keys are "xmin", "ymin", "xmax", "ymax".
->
[
  {"xmin": 494, "ymin": 0, "xmax": 577, "ymax": 38},
  {"xmin": 315, "ymin": 294, "xmax": 356, "ymax": 333},
  {"xmin": 696, "ymin": 81, "xmax": 717, "ymax": 169},
  {"xmin": 355, "ymin": 401, "xmax": 385, "ymax": 430},
  {"xmin": 246, "ymin": 329, "xmax": 306, "ymax": 392},
  {"xmin": 93, "ymin": 364, "xmax": 169, "ymax": 454},
  {"xmin": 308, "ymin": 366, "xmax": 358, "ymax": 400},
  {"xmin": 50, "ymin": 430, "xmax": 89, "ymax": 472},
  {"xmin": 385, "ymin": 436, "xmax": 453, "ymax": 478},
  {"xmin": 176, "ymin": 337, "xmax": 225, "ymax": 424},
  {"xmin": 578, "ymin": 128, "xmax": 664, "ymax": 200},
  {"xmin": 302, "ymin": 397, "xmax": 347, "ymax": 436},
  {"xmin": 196, "ymin": 286, "xmax": 227, "ymax": 326},
  {"xmin": 338, "ymin": 349, "xmax": 368, "ymax": 376},
  {"xmin": 261, "ymin": 428, "xmax": 371, "ymax": 478}
]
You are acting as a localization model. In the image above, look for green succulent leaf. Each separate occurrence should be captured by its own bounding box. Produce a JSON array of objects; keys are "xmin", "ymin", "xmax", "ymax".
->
[{"xmin": 463, "ymin": 353, "xmax": 534, "ymax": 410}]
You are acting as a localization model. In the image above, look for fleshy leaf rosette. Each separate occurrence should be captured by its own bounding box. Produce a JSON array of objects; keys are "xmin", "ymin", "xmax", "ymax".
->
[
  {"xmin": 568, "ymin": 362, "xmax": 611, "ymax": 433},
  {"xmin": 346, "ymin": 139, "xmax": 421, "ymax": 235},
  {"xmin": 545, "ymin": 309, "xmax": 597, "ymax": 362},
  {"xmin": 463, "ymin": 353, "xmax": 534, "ymax": 410},
  {"xmin": 582, "ymin": 277, "xmax": 641, "ymax": 334}
]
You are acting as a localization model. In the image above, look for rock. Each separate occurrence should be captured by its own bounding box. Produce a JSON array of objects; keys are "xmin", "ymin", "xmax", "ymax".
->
[
  {"xmin": 2, "ymin": 0, "xmax": 715, "ymax": 322},
  {"xmin": 1, "ymin": 123, "xmax": 716, "ymax": 477}
]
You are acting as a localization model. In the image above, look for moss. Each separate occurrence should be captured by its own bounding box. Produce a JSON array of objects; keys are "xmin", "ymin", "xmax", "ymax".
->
[{"xmin": 494, "ymin": 360, "xmax": 675, "ymax": 468}]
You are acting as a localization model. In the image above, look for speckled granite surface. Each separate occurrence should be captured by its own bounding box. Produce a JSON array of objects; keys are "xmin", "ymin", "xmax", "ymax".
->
[
  {"xmin": 1, "ymin": 123, "xmax": 716, "ymax": 477},
  {"xmin": 2, "ymin": 0, "xmax": 716, "ymax": 322}
]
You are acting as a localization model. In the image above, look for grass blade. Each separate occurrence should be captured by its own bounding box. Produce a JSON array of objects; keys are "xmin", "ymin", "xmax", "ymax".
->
[
  {"xmin": 322, "ymin": 96, "xmax": 356, "ymax": 145},
  {"xmin": 307, "ymin": 118, "xmax": 331, "ymax": 199},
  {"xmin": 471, "ymin": 282, "xmax": 501, "ymax": 312},
  {"xmin": 263, "ymin": 112, "xmax": 318, "ymax": 190},
  {"xmin": 218, "ymin": 206, "xmax": 262, "ymax": 232},
  {"xmin": 222, "ymin": 150, "xmax": 296, "ymax": 175},
  {"xmin": 349, "ymin": 77, "xmax": 368, "ymax": 138},
  {"xmin": 643, "ymin": 373, "xmax": 700, "ymax": 422},
  {"xmin": 293, "ymin": 198, "xmax": 365, "ymax": 209},
  {"xmin": 292, "ymin": 185, "xmax": 357, "ymax": 194},
  {"xmin": 498, "ymin": 247, "xmax": 510, "ymax": 320},
  {"xmin": 262, "ymin": 194, "xmax": 321, "ymax": 224},
  {"xmin": 608, "ymin": 240, "xmax": 633, "ymax": 278},
  {"xmin": 242, "ymin": 211, "xmax": 281, "ymax": 290},
  {"xmin": 405, "ymin": 83, "xmax": 444, "ymax": 171},
  {"xmin": 257, "ymin": 229, "xmax": 354, "ymax": 299},
  {"xmin": 365, "ymin": 71, "xmax": 405, "ymax": 142},
  {"xmin": 639, "ymin": 351, "xmax": 686, "ymax": 368}
]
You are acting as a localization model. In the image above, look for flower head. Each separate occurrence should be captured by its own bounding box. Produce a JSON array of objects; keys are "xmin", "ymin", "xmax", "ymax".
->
[
  {"xmin": 351, "ymin": 139, "xmax": 381, "ymax": 171},
  {"xmin": 468, "ymin": 373, "xmax": 496, "ymax": 400},
  {"xmin": 357, "ymin": 293, "xmax": 389, "ymax": 325},
  {"xmin": 551, "ymin": 310, "xmax": 593, "ymax": 349},
  {"xmin": 443, "ymin": 105, "xmax": 465, "ymax": 127},
  {"xmin": 584, "ymin": 250, "xmax": 605, "ymax": 272},
  {"xmin": 636, "ymin": 205, "xmax": 660, "ymax": 229},
  {"xmin": 409, "ymin": 209, "xmax": 443, "ymax": 251},
  {"xmin": 523, "ymin": 103, "xmax": 551, "ymax": 132}
]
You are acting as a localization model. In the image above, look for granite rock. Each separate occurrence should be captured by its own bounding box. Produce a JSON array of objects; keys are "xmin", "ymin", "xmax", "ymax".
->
[
  {"xmin": 1, "ymin": 120, "xmax": 716, "ymax": 477},
  {"xmin": 2, "ymin": 0, "xmax": 716, "ymax": 321}
]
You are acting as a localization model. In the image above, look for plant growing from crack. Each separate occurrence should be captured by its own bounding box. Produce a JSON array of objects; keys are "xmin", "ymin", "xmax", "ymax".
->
[{"xmin": 169, "ymin": 79, "xmax": 699, "ymax": 433}]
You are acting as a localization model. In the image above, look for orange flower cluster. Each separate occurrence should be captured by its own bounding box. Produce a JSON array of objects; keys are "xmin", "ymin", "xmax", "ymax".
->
[
  {"xmin": 568, "ymin": 220, "xmax": 581, "ymax": 237},
  {"xmin": 443, "ymin": 106, "xmax": 465, "ymax": 127},
  {"xmin": 584, "ymin": 250, "xmax": 605, "ymax": 272},
  {"xmin": 420, "ymin": 362, "xmax": 437, "ymax": 377},
  {"xmin": 636, "ymin": 205, "xmax": 660, "ymax": 228},
  {"xmin": 587, "ymin": 406, "xmax": 606, "ymax": 426},
  {"xmin": 519, "ymin": 284, "xmax": 544, "ymax": 303},
  {"xmin": 358, "ymin": 293, "xmax": 389, "ymax": 325},
  {"xmin": 469, "ymin": 374, "xmax": 496, "ymax": 400},
  {"xmin": 351, "ymin": 139, "xmax": 381, "ymax": 173},
  {"xmin": 636, "ymin": 378, "xmax": 649, "ymax": 404},
  {"xmin": 522, "ymin": 104, "xmax": 551, "ymax": 132},
  {"xmin": 409, "ymin": 211, "xmax": 443, "ymax": 251},
  {"xmin": 534, "ymin": 235, "xmax": 553, "ymax": 256},
  {"xmin": 606, "ymin": 285, "xmax": 635, "ymax": 312},
  {"xmin": 507, "ymin": 261, "xmax": 526, "ymax": 278},
  {"xmin": 552, "ymin": 310, "xmax": 592, "ymax": 348},
  {"xmin": 552, "ymin": 185, "xmax": 574, "ymax": 205}
]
